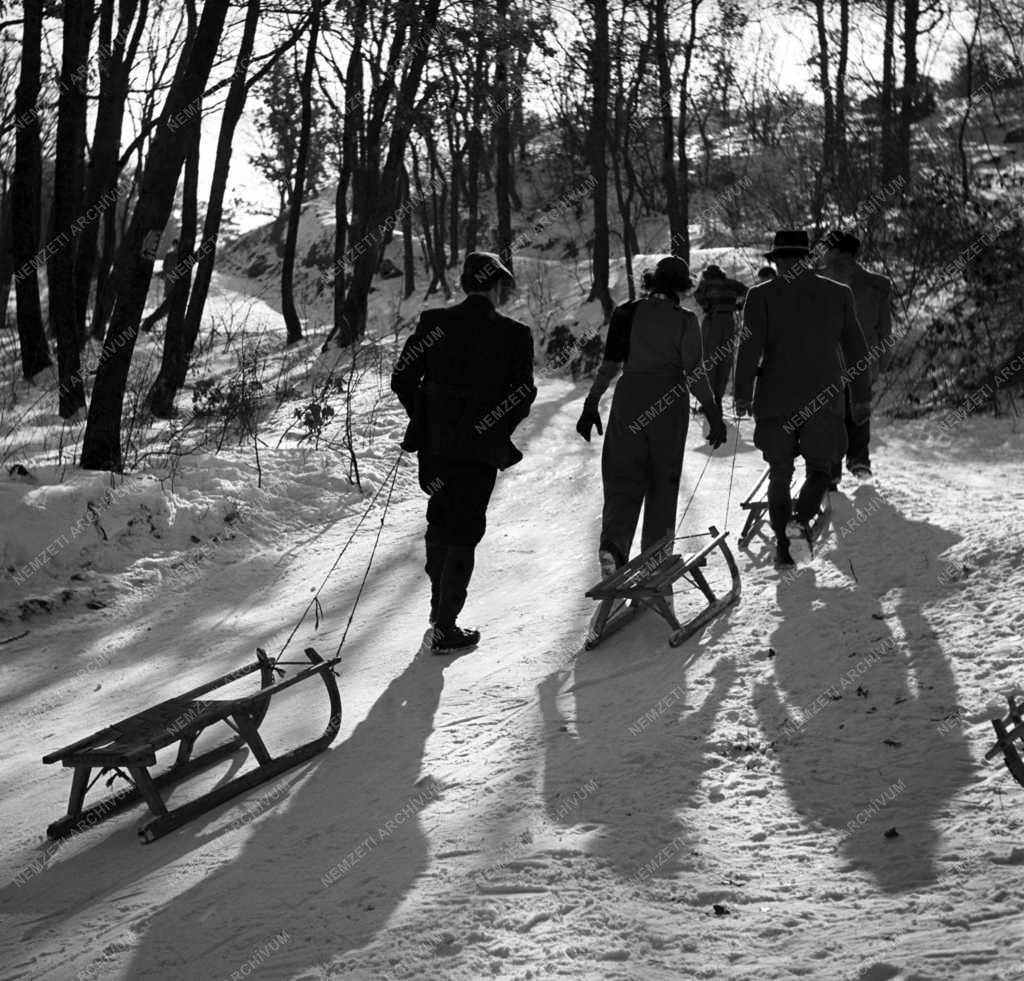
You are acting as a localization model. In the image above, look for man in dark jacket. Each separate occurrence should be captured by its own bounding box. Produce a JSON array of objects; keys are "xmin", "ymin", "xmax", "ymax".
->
[
  {"xmin": 819, "ymin": 230, "xmax": 893, "ymax": 480},
  {"xmin": 734, "ymin": 230, "xmax": 872, "ymax": 567},
  {"xmin": 694, "ymin": 264, "xmax": 747, "ymax": 409},
  {"xmin": 391, "ymin": 251, "xmax": 537, "ymax": 654}
]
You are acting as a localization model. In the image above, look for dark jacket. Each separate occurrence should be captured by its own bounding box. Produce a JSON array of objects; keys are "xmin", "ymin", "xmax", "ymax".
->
[
  {"xmin": 735, "ymin": 269, "xmax": 871, "ymax": 422},
  {"xmin": 391, "ymin": 295, "xmax": 537, "ymax": 470},
  {"xmin": 695, "ymin": 275, "xmax": 747, "ymax": 315},
  {"xmin": 820, "ymin": 259, "xmax": 893, "ymax": 381}
]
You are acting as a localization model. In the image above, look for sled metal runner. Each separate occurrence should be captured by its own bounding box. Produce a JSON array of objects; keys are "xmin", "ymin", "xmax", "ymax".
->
[
  {"xmin": 42, "ymin": 647, "xmax": 341, "ymax": 843},
  {"xmin": 985, "ymin": 694, "xmax": 1024, "ymax": 789},
  {"xmin": 584, "ymin": 525, "xmax": 740, "ymax": 650},
  {"xmin": 737, "ymin": 466, "xmax": 831, "ymax": 548}
]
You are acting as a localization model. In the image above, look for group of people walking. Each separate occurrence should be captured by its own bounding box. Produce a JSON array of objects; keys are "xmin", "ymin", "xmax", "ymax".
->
[{"xmin": 391, "ymin": 229, "xmax": 893, "ymax": 653}]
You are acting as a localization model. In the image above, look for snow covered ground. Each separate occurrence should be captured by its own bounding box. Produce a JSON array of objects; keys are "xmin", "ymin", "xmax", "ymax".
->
[{"xmin": 1, "ymin": 263, "xmax": 1023, "ymax": 981}]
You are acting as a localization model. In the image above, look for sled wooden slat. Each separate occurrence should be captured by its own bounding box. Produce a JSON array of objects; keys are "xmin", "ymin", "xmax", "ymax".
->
[
  {"xmin": 584, "ymin": 526, "xmax": 741, "ymax": 650},
  {"xmin": 737, "ymin": 466, "xmax": 833, "ymax": 549},
  {"xmin": 985, "ymin": 694, "xmax": 1024, "ymax": 789},
  {"xmin": 43, "ymin": 647, "xmax": 341, "ymax": 843},
  {"xmin": 738, "ymin": 467, "xmax": 771, "ymax": 546}
]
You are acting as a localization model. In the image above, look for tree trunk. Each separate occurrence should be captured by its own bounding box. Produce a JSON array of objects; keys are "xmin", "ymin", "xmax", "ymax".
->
[
  {"xmin": 898, "ymin": 0, "xmax": 921, "ymax": 185},
  {"xmin": 880, "ymin": 0, "xmax": 898, "ymax": 182},
  {"xmin": 586, "ymin": 0, "xmax": 612, "ymax": 317},
  {"xmin": 78, "ymin": 0, "xmax": 148, "ymax": 342},
  {"xmin": 812, "ymin": 0, "xmax": 835, "ymax": 225},
  {"xmin": 835, "ymin": 0, "xmax": 850, "ymax": 183},
  {"xmin": 0, "ymin": 178, "xmax": 13, "ymax": 330},
  {"xmin": 448, "ymin": 149, "xmax": 461, "ymax": 268},
  {"xmin": 281, "ymin": 0, "xmax": 322, "ymax": 345},
  {"xmin": 334, "ymin": 0, "xmax": 442, "ymax": 347},
  {"xmin": 150, "ymin": 0, "xmax": 261, "ymax": 411},
  {"xmin": 674, "ymin": 0, "xmax": 701, "ymax": 265},
  {"xmin": 401, "ymin": 166, "xmax": 415, "ymax": 298},
  {"xmin": 494, "ymin": 0, "xmax": 514, "ymax": 271},
  {"xmin": 332, "ymin": 0, "xmax": 365, "ymax": 342},
  {"xmin": 147, "ymin": 104, "xmax": 202, "ymax": 417},
  {"xmin": 653, "ymin": 0, "xmax": 682, "ymax": 253},
  {"xmin": 465, "ymin": 125, "xmax": 482, "ymax": 254},
  {"xmin": 80, "ymin": 0, "xmax": 233, "ymax": 472},
  {"xmin": 49, "ymin": 0, "xmax": 94, "ymax": 413},
  {"xmin": 10, "ymin": 0, "xmax": 52, "ymax": 380}
]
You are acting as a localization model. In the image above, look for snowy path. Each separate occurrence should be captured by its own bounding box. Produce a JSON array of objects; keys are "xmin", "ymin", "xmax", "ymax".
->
[{"xmin": 2, "ymin": 362, "xmax": 1024, "ymax": 979}]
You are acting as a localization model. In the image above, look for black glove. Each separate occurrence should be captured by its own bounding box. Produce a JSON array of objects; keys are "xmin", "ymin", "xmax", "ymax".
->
[
  {"xmin": 576, "ymin": 407, "xmax": 603, "ymax": 442},
  {"xmin": 704, "ymin": 405, "xmax": 727, "ymax": 449}
]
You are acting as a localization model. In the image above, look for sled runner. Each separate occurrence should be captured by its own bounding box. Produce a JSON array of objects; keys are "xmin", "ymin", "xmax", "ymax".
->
[
  {"xmin": 737, "ymin": 467, "xmax": 831, "ymax": 550},
  {"xmin": 42, "ymin": 647, "xmax": 341, "ymax": 843},
  {"xmin": 985, "ymin": 693, "xmax": 1024, "ymax": 789},
  {"xmin": 584, "ymin": 525, "xmax": 741, "ymax": 650}
]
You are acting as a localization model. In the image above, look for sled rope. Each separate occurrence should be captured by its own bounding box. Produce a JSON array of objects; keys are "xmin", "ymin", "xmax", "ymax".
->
[
  {"xmin": 274, "ymin": 448, "xmax": 405, "ymax": 665},
  {"xmin": 332, "ymin": 447, "xmax": 402, "ymax": 659},
  {"xmin": 675, "ymin": 447, "xmax": 714, "ymax": 537}
]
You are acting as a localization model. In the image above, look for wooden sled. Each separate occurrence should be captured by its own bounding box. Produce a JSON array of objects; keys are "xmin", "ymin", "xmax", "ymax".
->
[
  {"xmin": 985, "ymin": 694, "xmax": 1024, "ymax": 788},
  {"xmin": 43, "ymin": 647, "xmax": 341, "ymax": 843},
  {"xmin": 737, "ymin": 466, "xmax": 832, "ymax": 549},
  {"xmin": 584, "ymin": 525, "xmax": 741, "ymax": 650}
]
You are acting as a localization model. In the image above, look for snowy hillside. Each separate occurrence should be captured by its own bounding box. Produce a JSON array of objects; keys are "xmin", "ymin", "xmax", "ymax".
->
[{"xmin": 1, "ymin": 247, "xmax": 1023, "ymax": 981}]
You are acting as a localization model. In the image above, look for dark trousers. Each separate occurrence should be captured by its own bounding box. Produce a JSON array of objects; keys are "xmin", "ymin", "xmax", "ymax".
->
[
  {"xmin": 702, "ymin": 312, "xmax": 736, "ymax": 406},
  {"xmin": 600, "ymin": 376, "xmax": 688, "ymax": 564},
  {"xmin": 838, "ymin": 387, "xmax": 871, "ymax": 473},
  {"xmin": 755, "ymin": 412, "xmax": 845, "ymax": 538},
  {"xmin": 419, "ymin": 455, "xmax": 497, "ymax": 628}
]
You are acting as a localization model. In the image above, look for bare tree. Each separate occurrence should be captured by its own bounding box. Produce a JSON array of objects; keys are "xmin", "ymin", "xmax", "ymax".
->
[
  {"xmin": 10, "ymin": 0, "xmax": 52, "ymax": 381},
  {"xmin": 280, "ymin": 0, "xmax": 323, "ymax": 346},
  {"xmin": 81, "ymin": 0, "xmax": 233, "ymax": 472}
]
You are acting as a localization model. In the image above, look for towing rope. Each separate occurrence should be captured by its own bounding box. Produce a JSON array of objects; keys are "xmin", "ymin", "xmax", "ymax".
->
[
  {"xmin": 675, "ymin": 445, "xmax": 714, "ymax": 536},
  {"xmin": 274, "ymin": 448, "xmax": 405, "ymax": 666},
  {"xmin": 332, "ymin": 450, "xmax": 402, "ymax": 659}
]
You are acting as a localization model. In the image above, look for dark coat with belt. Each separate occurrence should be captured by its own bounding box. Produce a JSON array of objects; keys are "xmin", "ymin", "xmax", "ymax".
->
[
  {"xmin": 391, "ymin": 294, "xmax": 537, "ymax": 470},
  {"xmin": 735, "ymin": 268, "xmax": 871, "ymax": 423}
]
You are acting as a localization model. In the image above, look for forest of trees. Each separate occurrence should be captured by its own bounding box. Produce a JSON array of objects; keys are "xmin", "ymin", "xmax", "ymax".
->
[{"xmin": 0, "ymin": 0, "xmax": 1022, "ymax": 472}]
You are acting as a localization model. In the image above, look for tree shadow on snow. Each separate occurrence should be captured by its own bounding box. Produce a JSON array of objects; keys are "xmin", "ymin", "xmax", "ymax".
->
[{"xmin": 754, "ymin": 485, "xmax": 972, "ymax": 894}]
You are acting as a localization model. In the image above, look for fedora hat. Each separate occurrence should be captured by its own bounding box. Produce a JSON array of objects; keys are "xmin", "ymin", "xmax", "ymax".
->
[{"xmin": 764, "ymin": 230, "xmax": 810, "ymax": 259}]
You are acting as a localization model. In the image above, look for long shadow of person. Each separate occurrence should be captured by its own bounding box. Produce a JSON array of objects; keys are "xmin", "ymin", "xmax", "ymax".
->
[
  {"xmin": 538, "ymin": 618, "xmax": 738, "ymax": 883},
  {"xmin": 2, "ymin": 645, "xmax": 457, "ymax": 980},
  {"xmin": 754, "ymin": 487, "xmax": 972, "ymax": 894}
]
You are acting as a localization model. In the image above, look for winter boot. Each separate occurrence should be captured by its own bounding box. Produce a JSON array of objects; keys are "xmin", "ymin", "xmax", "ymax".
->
[
  {"xmin": 431, "ymin": 623, "xmax": 481, "ymax": 655},
  {"xmin": 785, "ymin": 518, "xmax": 813, "ymax": 561},
  {"xmin": 774, "ymin": 539, "xmax": 795, "ymax": 569},
  {"xmin": 849, "ymin": 463, "xmax": 873, "ymax": 480}
]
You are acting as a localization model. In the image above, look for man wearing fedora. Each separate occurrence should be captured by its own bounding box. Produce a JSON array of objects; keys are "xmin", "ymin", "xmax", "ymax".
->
[
  {"xmin": 735, "ymin": 230, "xmax": 872, "ymax": 567},
  {"xmin": 575, "ymin": 255, "xmax": 727, "ymax": 579},
  {"xmin": 819, "ymin": 230, "xmax": 893, "ymax": 481},
  {"xmin": 392, "ymin": 251, "xmax": 537, "ymax": 654}
]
